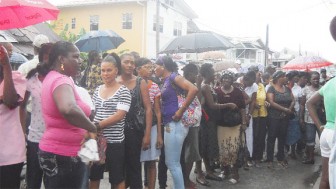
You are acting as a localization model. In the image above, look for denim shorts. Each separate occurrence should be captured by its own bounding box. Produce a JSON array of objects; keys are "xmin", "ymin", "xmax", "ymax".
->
[{"xmin": 305, "ymin": 123, "xmax": 317, "ymax": 146}]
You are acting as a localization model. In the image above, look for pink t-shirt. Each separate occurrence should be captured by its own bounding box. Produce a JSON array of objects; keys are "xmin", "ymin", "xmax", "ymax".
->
[
  {"xmin": 0, "ymin": 72, "xmax": 27, "ymax": 166},
  {"xmin": 39, "ymin": 71, "xmax": 91, "ymax": 157}
]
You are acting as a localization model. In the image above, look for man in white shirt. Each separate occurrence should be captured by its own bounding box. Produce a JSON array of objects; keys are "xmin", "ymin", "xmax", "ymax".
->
[{"xmin": 18, "ymin": 34, "xmax": 49, "ymax": 77}]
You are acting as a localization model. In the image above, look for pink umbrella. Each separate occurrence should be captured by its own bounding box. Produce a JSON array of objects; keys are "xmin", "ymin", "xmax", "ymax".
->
[
  {"xmin": 0, "ymin": 0, "xmax": 59, "ymax": 30},
  {"xmin": 282, "ymin": 56, "xmax": 334, "ymax": 71}
]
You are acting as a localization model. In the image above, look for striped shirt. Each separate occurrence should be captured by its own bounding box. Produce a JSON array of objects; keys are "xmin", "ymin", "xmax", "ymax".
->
[{"xmin": 93, "ymin": 85, "xmax": 131, "ymax": 143}]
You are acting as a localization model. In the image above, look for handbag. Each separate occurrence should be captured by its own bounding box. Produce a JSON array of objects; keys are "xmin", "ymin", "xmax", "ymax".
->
[
  {"xmin": 177, "ymin": 93, "xmax": 202, "ymax": 127},
  {"xmin": 134, "ymin": 77, "xmax": 146, "ymax": 130},
  {"xmin": 96, "ymin": 133, "xmax": 107, "ymax": 164},
  {"xmin": 236, "ymin": 130, "xmax": 246, "ymax": 168},
  {"xmin": 216, "ymin": 109, "xmax": 242, "ymax": 127},
  {"xmin": 170, "ymin": 75, "xmax": 202, "ymax": 127}
]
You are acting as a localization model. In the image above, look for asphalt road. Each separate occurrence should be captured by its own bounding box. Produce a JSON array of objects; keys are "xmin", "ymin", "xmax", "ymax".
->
[{"xmin": 99, "ymin": 154, "xmax": 322, "ymax": 189}]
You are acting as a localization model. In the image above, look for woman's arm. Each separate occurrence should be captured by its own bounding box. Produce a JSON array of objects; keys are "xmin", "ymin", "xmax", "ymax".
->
[
  {"xmin": 1, "ymin": 46, "xmax": 18, "ymax": 109},
  {"xmin": 201, "ymin": 84, "xmax": 237, "ymax": 110},
  {"xmin": 307, "ymin": 92, "xmax": 324, "ymax": 131},
  {"xmin": 140, "ymin": 79, "xmax": 152, "ymax": 150},
  {"xmin": 53, "ymin": 84, "xmax": 97, "ymax": 133},
  {"xmin": 97, "ymin": 110, "xmax": 127, "ymax": 129},
  {"xmin": 154, "ymin": 95, "xmax": 163, "ymax": 149},
  {"xmin": 299, "ymin": 94, "xmax": 306, "ymax": 126},
  {"xmin": 196, "ymin": 74, "xmax": 203, "ymax": 102},
  {"xmin": 248, "ymin": 92, "xmax": 256, "ymax": 117},
  {"xmin": 240, "ymin": 108, "xmax": 247, "ymax": 130},
  {"xmin": 243, "ymin": 90, "xmax": 251, "ymax": 105},
  {"xmin": 19, "ymin": 91, "xmax": 30, "ymax": 136},
  {"xmin": 266, "ymin": 92, "xmax": 291, "ymax": 114},
  {"xmin": 173, "ymin": 75, "xmax": 198, "ymax": 120},
  {"xmin": 289, "ymin": 91, "xmax": 295, "ymax": 112}
]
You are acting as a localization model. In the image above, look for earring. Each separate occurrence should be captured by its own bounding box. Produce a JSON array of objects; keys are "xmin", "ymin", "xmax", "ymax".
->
[{"xmin": 61, "ymin": 64, "xmax": 64, "ymax": 71}]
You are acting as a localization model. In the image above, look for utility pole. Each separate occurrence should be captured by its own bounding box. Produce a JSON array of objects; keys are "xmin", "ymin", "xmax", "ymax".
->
[
  {"xmin": 156, "ymin": 0, "xmax": 160, "ymax": 58},
  {"xmin": 264, "ymin": 24, "xmax": 269, "ymax": 67}
]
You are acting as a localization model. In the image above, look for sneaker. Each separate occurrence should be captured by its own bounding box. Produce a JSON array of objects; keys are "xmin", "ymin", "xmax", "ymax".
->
[
  {"xmin": 229, "ymin": 178, "xmax": 238, "ymax": 184},
  {"xmin": 247, "ymin": 160, "xmax": 254, "ymax": 167}
]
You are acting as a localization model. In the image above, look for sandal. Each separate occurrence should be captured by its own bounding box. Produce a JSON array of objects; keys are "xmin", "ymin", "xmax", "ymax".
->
[
  {"xmin": 302, "ymin": 159, "xmax": 315, "ymax": 164},
  {"xmin": 267, "ymin": 162, "xmax": 274, "ymax": 169},
  {"xmin": 196, "ymin": 177, "xmax": 210, "ymax": 186},
  {"xmin": 205, "ymin": 173, "xmax": 223, "ymax": 181},
  {"xmin": 278, "ymin": 160, "xmax": 288, "ymax": 169},
  {"xmin": 186, "ymin": 181, "xmax": 197, "ymax": 189}
]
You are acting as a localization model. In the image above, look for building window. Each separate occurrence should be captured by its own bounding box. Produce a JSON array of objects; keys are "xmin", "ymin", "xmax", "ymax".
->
[
  {"xmin": 173, "ymin": 21, "xmax": 182, "ymax": 36},
  {"xmin": 122, "ymin": 13, "xmax": 133, "ymax": 29},
  {"xmin": 71, "ymin": 18, "xmax": 76, "ymax": 29},
  {"xmin": 164, "ymin": 0, "xmax": 174, "ymax": 6},
  {"xmin": 257, "ymin": 52, "xmax": 262, "ymax": 63},
  {"xmin": 90, "ymin": 15, "xmax": 99, "ymax": 31},
  {"xmin": 169, "ymin": 0, "xmax": 174, "ymax": 6},
  {"xmin": 153, "ymin": 15, "xmax": 163, "ymax": 33}
]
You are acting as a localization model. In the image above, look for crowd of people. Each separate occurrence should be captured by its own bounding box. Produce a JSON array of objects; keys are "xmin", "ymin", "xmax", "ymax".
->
[{"xmin": 1, "ymin": 19, "xmax": 336, "ymax": 189}]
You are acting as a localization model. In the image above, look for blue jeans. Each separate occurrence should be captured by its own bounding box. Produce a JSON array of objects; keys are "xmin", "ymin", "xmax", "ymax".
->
[
  {"xmin": 164, "ymin": 121, "xmax": 189, "ymax": 189},
  {"xmin": 38, "ymin": 150, "xmax": 88, "ymax": 189}
]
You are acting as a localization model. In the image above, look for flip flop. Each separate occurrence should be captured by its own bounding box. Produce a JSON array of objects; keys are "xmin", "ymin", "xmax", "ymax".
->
[
  {"xmin": 205, "ymin": 173, "xmax": 223, "ymax": 181},
  {"xmin": 196, "ymin": 177, "xmax": 210, "ymax": 186}
]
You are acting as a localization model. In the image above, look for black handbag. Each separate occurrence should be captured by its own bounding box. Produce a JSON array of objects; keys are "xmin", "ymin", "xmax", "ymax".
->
[
  {"xmin": 134, "ymin": 77, "xmax": 145, "ymax": 131},
  {"xmin": 216, "ymin": 109, "xmax": 242, "ymax": 127}
]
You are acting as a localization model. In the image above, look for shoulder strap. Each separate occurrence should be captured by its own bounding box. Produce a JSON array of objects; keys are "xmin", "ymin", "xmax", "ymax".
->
[{"xmin": 136, "ymin": 77, "xmax": 143, "ymax": 107}]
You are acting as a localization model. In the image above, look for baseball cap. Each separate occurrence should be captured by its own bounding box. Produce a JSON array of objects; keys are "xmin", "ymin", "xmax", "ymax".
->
[{"xmin": 33, "ymin": 34, "xmax": 49, "ymax": 48}]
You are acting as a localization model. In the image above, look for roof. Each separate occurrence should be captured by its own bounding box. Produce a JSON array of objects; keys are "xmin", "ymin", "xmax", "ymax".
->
[
  {"xmin": 56, "ymin": 0, "xmax": 137, "ymax": 7},
  {"xmin": 56, "ymin": 0, "xmax": 197, "ymax": 19},
  {"xmin": 2, "ymin": 23, "xmax": 61, "ymax": 56},
  {"xmin": 234, "ymin": 42, "xmax": 262, "ymax": 49},
  {"xmin": 174, "ymin": 0, "xmax": 198, "ymax": 19},
  {"xmin": 187, "ymin": 20, "xmax": 201, "ymax": 34}
]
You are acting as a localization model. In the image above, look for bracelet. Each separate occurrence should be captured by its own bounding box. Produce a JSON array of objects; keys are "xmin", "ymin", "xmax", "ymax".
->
[{"xmin": 94, "ymin": 122, "xmax": 101, "ymax": 132}]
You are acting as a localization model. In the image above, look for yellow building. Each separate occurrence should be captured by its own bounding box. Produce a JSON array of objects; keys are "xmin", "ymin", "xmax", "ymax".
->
[{"xmin": 53, "ymin": 0, "xmax": 197, "ymax": 58}]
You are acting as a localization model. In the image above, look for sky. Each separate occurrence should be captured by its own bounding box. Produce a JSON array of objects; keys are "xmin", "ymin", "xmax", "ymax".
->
[
  {"xmin": 49, "ymin": 0, "xmax": 336, "ymax": 62},
  {"xmin": 183, "ymin": 0, "xmax": 336, "ymax": 62}
]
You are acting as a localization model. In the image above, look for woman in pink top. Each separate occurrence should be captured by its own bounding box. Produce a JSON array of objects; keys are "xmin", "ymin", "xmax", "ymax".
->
[
  {"xmin": 38, "ymin": 41, "xmax": 97, "ymax": 189},
  {"xmin": 0, "ymin": 44, "xmax": 27, "ymax": 189}
]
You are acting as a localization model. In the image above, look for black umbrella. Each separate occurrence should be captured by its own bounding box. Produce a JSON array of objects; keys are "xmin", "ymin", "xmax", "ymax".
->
[
  {"xmin": 160, "ymin": 32, "xmax": 234, "ymax": 54},
  {"xmin": 75, "ymin": 30, "xmax": 125, "ymax": 52}
]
